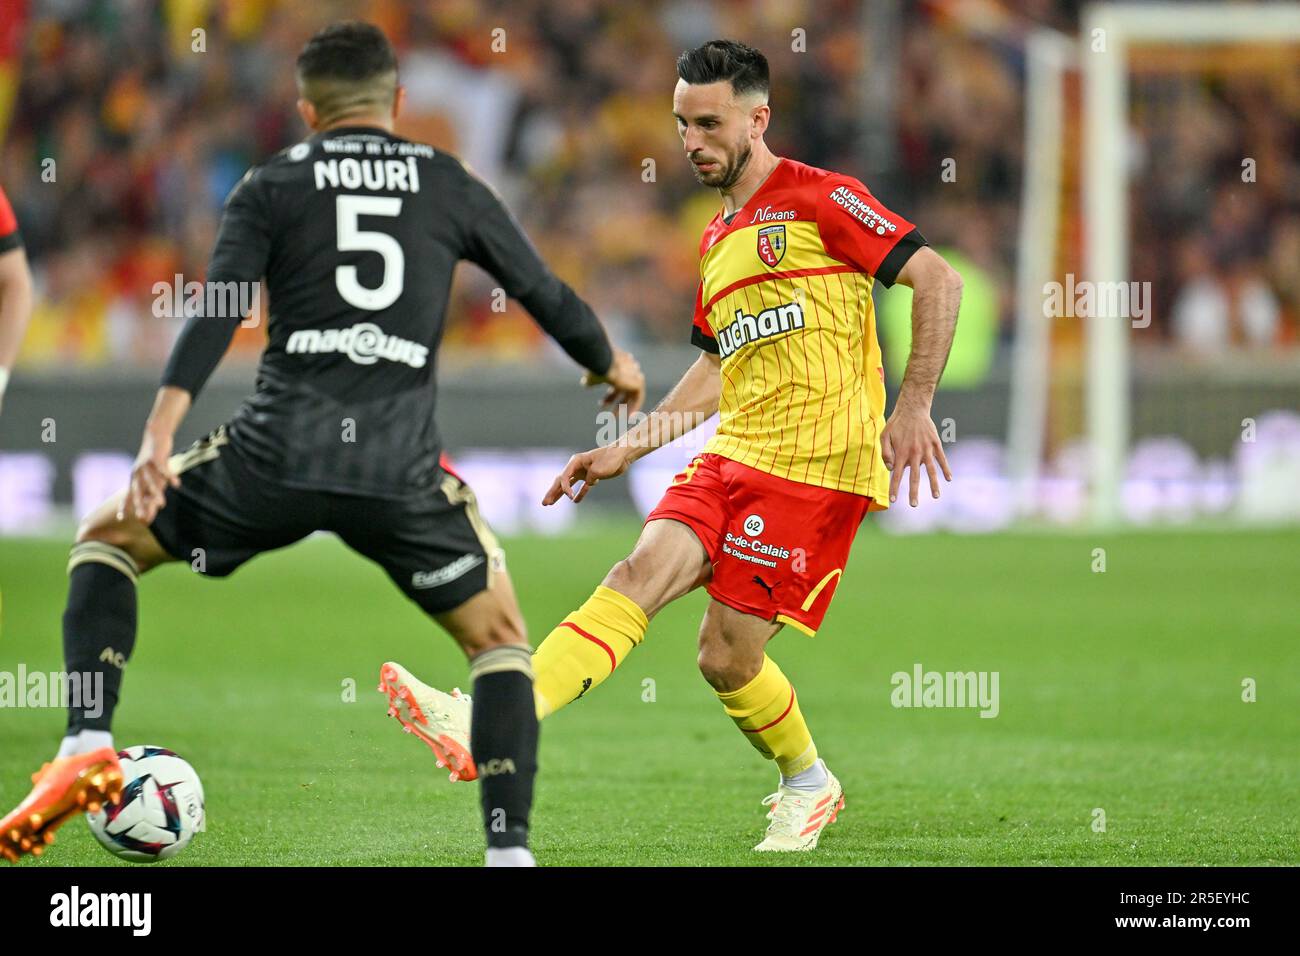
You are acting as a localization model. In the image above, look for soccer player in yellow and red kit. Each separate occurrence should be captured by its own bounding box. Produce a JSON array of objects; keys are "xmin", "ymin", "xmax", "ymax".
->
[{"xmin": 381, "ymin": 39, "xmax": 962, "ymax": 852}]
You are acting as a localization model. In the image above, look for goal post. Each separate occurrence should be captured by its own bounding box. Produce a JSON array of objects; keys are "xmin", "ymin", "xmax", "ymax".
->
[
  {"xmin": 1010, "ymin": 3, "xmax": 1300, "ymax": 528},
  {"xmin": 1082, "ymin": 2, "xmax": 1300, "ymax": 526},
  {"xmin": 1007, "ymin": 28, "xmax": 1073, "ymax": 519}
]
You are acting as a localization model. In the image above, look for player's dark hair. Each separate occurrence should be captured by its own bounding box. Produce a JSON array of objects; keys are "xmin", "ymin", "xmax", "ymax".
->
[
  {"xmin": 676, "ymin": 40, "xmax": 770, "ymax": 99},
  {"xmin": 296, "ymin": 21, "xmax": 399, "ymax": 124}
]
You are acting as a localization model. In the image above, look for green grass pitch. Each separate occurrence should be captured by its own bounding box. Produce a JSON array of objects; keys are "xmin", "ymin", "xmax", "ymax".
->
[{"xmin": 1, "ymin": 522, "xmax": 1297, "ymax": 866}]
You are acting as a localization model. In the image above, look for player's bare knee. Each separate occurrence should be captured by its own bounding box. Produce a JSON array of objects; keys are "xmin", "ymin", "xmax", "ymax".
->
[
  {"xmin": 492, "ymin": 607, "xmax": 528, "ymax": 648},
  {"xmin": 77, "ymin": 520, "xmax": 123, "ymax": 549},
  {"xmin": 697, "ymin": 606, "xmax": 768, "ymax": 691},
  {"xmin": 471, "ymin": 604, "xmax": 529, "ymax": 655},
  {"xmin": 438, "ymin": 585, "xmax": 527, "ymax": 658},
  {"xmin": 603, "ymin": 552, "xmax": 661, "ymax": 608},
  {"xmin": 75, "ymin": 503, "xmax": 117, "ymax": 545},
  {"xmin": 73, "ymin": 504, "xmax": 159, "ymax": 572},
  {"xmin": 696, "ymin": 620, "xmax": 733, "ymax": 689},
  {"xmin": 697, "ymin": 640, "xmax": 743, "ymax": 691},
  {"xmin": 696, "ymin": 644, "xmax": 723, "ymax": 687},
  {"xmin": 604, "ymin": 547, "xmax": 698, "ymax": 616},
  {"xmin": 601, "ymin": 556, "xmax": 637, "ymax": 594}
]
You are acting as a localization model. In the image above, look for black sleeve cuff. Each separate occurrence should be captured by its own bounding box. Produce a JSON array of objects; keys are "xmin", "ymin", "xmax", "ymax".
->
[
  {"xmin": 691, "ymin": 326, "xmax": 719, "ymax": 354},
  {"xmin": 874, "ymin": 227, "xmax": 927, "ymax": 288},
  {"xmin": 0, "ymin": 231, "xmax": 23, "ymax": 254}
]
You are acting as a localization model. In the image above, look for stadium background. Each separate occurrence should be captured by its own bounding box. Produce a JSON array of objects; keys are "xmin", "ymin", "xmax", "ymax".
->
[
  {"xmin": 1, "ymin": 0, "xmax": 1297, "ymax": 534},
  {"xmin": 0, "ymin": 0, "xmax": 1297, "ymax": 868}
]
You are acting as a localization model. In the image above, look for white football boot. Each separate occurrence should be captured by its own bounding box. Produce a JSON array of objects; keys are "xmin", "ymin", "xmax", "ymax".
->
[
  {"xmin": 753, "ymin": 760, "xmax": 845, "ymax": 852},
  {"xmin": 378, "ymin": 661, "xmax": 475, "ymax": 782},
  {"xmin": 485, "ymin": 846, "xmax": 537, "ymax": 867}
]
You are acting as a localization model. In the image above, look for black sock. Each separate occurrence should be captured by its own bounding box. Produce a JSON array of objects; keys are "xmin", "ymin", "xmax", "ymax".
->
[
  {"xmin": 62, "ymin": 543, "xmax": 139, "ymax": 734},
  {"xmin": 469, "ymin": 645, "xmax": 538, "ymax": 850}
]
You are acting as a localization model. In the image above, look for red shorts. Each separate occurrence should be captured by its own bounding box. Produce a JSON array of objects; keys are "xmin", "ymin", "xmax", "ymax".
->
[{"xmin": 646, "ymin": 453, "xmax": 871, "ymax": 635}]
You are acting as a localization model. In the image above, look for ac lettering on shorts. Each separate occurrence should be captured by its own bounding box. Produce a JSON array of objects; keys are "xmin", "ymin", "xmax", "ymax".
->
[{"xmin": 715, "ymin": 301, "xmax": 805, "ymax": 358}]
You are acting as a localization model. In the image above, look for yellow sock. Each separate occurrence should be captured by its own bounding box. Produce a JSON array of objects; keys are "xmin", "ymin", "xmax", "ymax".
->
[
  {"xmin": 716, "ymin": 655, "xmax": 818, "ymax": 776},
  {"xmin": 532, "ymin": 585, "xmax": 648, "ymax": 719}
]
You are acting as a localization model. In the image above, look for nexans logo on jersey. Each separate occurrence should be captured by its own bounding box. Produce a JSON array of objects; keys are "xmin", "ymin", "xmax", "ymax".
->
[
  {"xmin": 715, "ymin": 301, "xmax": 805, "ymax": 357},
  {"xmin": 286, "ymin": 322, "xmax": 429, "ymax": 368}
]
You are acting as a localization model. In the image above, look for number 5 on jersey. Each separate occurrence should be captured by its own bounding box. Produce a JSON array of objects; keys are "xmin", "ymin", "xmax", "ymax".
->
[{"xmin": 336, "ymin": 195, "xmax": 404, "ymax": 310}]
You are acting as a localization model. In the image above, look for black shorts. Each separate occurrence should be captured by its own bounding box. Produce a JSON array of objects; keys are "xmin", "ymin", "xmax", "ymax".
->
[{"xmin": 148, "ymin": 425, "xmax": 504, "ymax": 615}]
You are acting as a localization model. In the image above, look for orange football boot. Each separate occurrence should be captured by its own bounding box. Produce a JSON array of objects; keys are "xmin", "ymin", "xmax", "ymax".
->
[
  {"xmin": 0, "ymin": 747, "xmax": 124, "ymax": 863},
  {"xmin": 379, "ymin": 662, "xmax": 477, "ymax": 782}
]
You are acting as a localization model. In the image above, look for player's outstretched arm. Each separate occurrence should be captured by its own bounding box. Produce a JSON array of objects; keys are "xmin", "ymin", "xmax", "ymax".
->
[
  {"xmin": 543, "ymin": 350, "xmax": 721, "ymax": 505},
  {"xmin": 454, "ymin": 163, "xmax": 645, "ymax": 412},
  {"xmin": 881, "ymin": 246, "xmax": 963, "ymax": 507},
  {"xmin": 121, "ymin": 165, "xmax": 269, "ymax": 524},
  {"xmin": 122, "ymin": 284, "xmax": 248, "ymax": 524}
]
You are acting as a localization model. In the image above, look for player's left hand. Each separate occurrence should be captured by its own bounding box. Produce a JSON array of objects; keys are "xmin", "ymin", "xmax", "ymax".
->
[
  {"xmin": 581, "ymin": 347, "xmax": 645, "ymax": 415},
  {"xmin": 120, "ymin": 428, "xmax": 181, "ymax": 524},
  {"xmin": 881, "ymin": 403, "xmax": 952, "ymax": 507}
]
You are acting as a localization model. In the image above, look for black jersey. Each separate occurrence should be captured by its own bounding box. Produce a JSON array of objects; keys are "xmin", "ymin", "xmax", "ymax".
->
[{"xmin": 162, "ymin": 125, "xmax": 612, "ymax": 499}]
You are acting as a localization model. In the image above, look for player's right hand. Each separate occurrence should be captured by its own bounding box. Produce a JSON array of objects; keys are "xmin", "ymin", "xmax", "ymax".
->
[
  {"xmin": 543, "ymin": 444, "xmax": 633, "ymax": 505},
  {"xmin": 120, "ymin": 428, "xmax": 180, "ymax": 525},
  {"xmin": 581, "ymin": 347, "xmax": 645, "ymax": 415}
]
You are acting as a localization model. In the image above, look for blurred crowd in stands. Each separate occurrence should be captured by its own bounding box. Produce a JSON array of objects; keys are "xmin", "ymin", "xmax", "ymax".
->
[
  {"xmin": 1, "ymin": 0, "xmax": 1297, "ymax": 374},
  {"xmin": 1131, "ymin": 59, "xmax": 1300, "ymax": 353}
]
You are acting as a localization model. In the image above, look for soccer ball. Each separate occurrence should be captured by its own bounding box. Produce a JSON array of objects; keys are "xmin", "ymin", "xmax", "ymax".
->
[{"xmin": 85, "ymin": 746, "xmax": 205, "ymax": 862}]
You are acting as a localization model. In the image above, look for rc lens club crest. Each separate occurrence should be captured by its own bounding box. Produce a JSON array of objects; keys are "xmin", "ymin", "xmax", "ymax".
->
[{"xmin": 757, "ymin": 224, "xmax": 786, "ymax": 267}]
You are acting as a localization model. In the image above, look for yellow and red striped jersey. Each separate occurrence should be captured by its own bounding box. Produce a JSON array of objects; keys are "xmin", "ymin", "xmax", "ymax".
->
[{"xmin": 691, "ymin": 158, "xmax": 925, "ymax": 506}]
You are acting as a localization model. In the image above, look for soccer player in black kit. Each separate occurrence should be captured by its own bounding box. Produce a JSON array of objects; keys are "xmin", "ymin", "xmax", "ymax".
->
[{"xmin": 0, "ymin": 22, "xmax": 644, "ymax": 867}]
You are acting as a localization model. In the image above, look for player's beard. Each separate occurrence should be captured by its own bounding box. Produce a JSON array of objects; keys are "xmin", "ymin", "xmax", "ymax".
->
[{"xmin": 693, "ymin": 139, "xmax": 752, "ymax": 190}]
